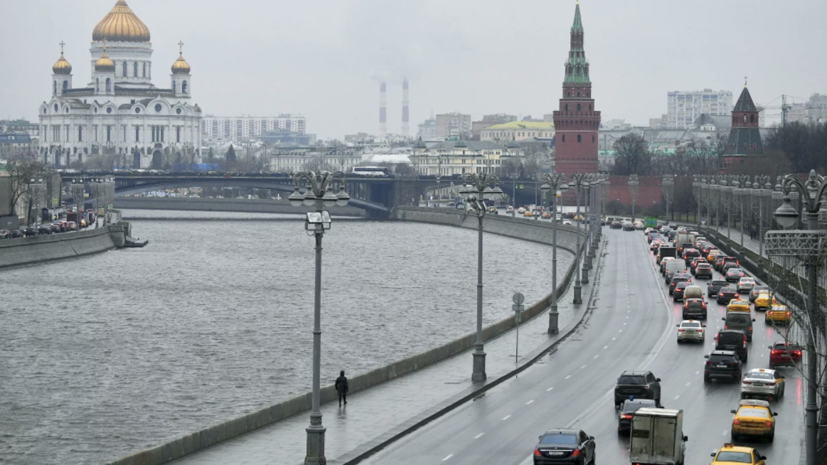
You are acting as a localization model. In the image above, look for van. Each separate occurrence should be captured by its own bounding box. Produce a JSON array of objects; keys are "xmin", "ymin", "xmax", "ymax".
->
[
  {"xmin": 664, "ymin": 260, "xmax": 687, "ymax": 283},
  {"xmin": 723, "ymin": 312, "xmax": 755, "ymax": 341},
  {"xmin": 657, "ymin": 246, "xmax": 677, "ymax": 264},
  {"xmin": 716, "ymin": 329, "xmax": 749, "ymax": 361},
  {"xmin": 683, "ymin": 285, "xmax": 703, "ymax": 300},
  {"xmin": 726, "ymin": 300, "xmax": 751, "ymax": 314}
]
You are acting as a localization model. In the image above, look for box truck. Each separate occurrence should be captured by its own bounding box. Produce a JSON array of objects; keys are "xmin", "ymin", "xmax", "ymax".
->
[{"xmin": 630, "ymin": 408, "xmax": 687, "ymax": 465}]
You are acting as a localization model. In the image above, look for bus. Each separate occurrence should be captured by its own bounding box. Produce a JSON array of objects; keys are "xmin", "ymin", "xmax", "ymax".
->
[{"xmin": 351, "ymin": 166, "xmax": 392, "ymax": 177}]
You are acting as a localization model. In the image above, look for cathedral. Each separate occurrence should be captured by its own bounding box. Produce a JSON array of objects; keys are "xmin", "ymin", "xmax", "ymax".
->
[{"xmin": 39, "ymin": 0, "xmax": 203, "ymax": 169}]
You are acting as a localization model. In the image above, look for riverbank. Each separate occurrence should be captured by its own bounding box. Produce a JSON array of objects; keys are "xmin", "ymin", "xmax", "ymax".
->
[
  {"xmin": 115, "ymin": 196, "xmax": 367, "ymax": 216},
  {"xmin": 0, "ymin": 222, "xmax": 131, "ymax": 270}
]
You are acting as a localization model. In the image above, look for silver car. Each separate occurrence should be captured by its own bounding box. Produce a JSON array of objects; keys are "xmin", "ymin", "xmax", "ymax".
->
[
  {"xmin": 677, "ymin": 320, "xmax": 705, "ymax": 343},
  {"xmin": 738, "ymin": 277, "xmax": 756, "ymax": 293},
  {"xmin": 741, "ymin": 368, "xmax": 785, "ymax": 400}
]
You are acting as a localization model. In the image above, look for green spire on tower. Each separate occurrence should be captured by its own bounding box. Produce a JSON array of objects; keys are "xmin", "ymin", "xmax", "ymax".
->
[{"xmin": 572, "ymin": 1, "xmax": 583, "ymax": 31}]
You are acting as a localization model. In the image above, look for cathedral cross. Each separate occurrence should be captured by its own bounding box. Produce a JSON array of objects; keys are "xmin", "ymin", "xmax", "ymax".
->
[
  {"xmin": 59, "ymin": 41, "xmax": 65, "ymax": 54},
  {"xmin": 178, "ymin": 41, "xmax": 185, "ymax": 55}
]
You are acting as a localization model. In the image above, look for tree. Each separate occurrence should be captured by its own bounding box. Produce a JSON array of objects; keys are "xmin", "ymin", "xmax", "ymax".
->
[
  {"xmin": 764, "ymin": 122, "xmax": 827, "ymax": 173},
  {"xmin": 6, "ymin": 159, "xmax": 47, "ymax": 219},
  {"xmin": 611, "ymin": 134, "xmax": 652, "ymax": 175},
  {"xmin": 225, "ymin": 144, "xmax": 237, "ymax": 162}
]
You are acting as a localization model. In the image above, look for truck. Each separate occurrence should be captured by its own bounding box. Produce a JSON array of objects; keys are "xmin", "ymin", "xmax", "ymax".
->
[
  {"xmin": 656, "ymin": 246, "xmax": 676, "ymax": 265},
  {"xmin": 629, "ymin": 408, "xmax": 687, "ymax": 465}
]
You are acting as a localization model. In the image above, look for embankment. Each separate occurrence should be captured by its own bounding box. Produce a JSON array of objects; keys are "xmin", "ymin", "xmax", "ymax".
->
[
  {"xmin": 115, "ymin": 196, "xmax": 366, "ymax": 216},
  {"xmin": 0, "ymin": 223, "xmax": 130, "ymax": 270},
  {"xmin": 106, "ymin": 208, "xmax": 585, "ymax": 465}
]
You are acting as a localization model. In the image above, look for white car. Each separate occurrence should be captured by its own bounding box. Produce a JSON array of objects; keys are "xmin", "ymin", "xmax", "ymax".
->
[
  {"xmin": 517, "ymin": 207, "xmax": 526, "ymax": 214},
  {"xmin": 738, "ymin": 277, "xmax": 756, "ymax": 293},
  {"xmin": 562, "ymin": 219, "xmax": 572, "ymax": 225},
  {"xmin": 741, "ymin": 368, "xmax": 785, "ymax": 400},
  {"xmin": 676, "ymin": 320, "xmax": 705, "ymax": 343},
  {"xmin": 506, "ymin": 206, "xmax": 514, "ymax": 214}
]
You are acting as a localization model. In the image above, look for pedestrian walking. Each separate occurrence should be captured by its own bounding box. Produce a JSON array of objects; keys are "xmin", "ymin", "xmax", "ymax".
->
[{"xmin": 335, "ymin": 370, "xmax": 348, "ymax": 407}]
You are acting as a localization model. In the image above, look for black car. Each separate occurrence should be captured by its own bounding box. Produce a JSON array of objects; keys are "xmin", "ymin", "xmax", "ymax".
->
[
  {"xmin": 23, "ymin": 226, "xmax": 36, "ymax": 237},
  {"xmin": 749, "ymin": 286, "xmax": 770, "ymax": 303},
  {"xmin": 719, "ymin": 256, "xmax": 740, "ymax": 271},
  {"xmin": 673, "ymin": 281, "xmax": 691, "ymax": 302},
  {"xmin": 708, "ymin": 280, "xmax": 728, "ymax": 297},
  {"xmin": 669, "ymin": 274, "xmax": 691, "ymax": 295},
  {"xmin": 533, "ymin": 429, "xmax": 596, "ymax": 465},
  {"xmin": 614, "ymin": 370, "xmax": 661, "ymax": 407},
  {"xmin": 724, "ymin": 312, "xmax": 755, "ymax": 341},
  {"xmin": 715, "ymin": 329, "xmax": 748, "ymax": 362},
  {"xmin": 695, "ymin": 263, "xmax": 713, "ymax": 279},
  {"xmin": 617, "ymin": 398, "xmax": 657, "ymax": 433},
  {"xmin": 50, "ymin": 223, "xmax": 63, "ymax": 234},
  {"xmin": 610, "ymin": 220, "xmax": 622, "ymax": 229},
  {"xmin": 725, "ymin": 268, "xmax": 746, "ymax": 283},
  {"xmin": 10, "ymin": 229, "xmax": 23, "ymax": 238},
  {"xmin": 703, "ymin": 350, "xmax": 742, "ymax": 383},
  {"xmin": 623, "ymin": 222, "xmax": 635, "ymax": 231},
  {"xmin": 683, "ymin": 298, "xmax": 707, "ymax": 319},
  {"xmin": 676, "ymin": 243, "xmax": 693, "ymax": 256},
  {"xmin": 717, "ymin": 286, "xmax": 739, "ymax": 305},
  {"xmin": 37, "ymin": 225, "xmax": 52, "ymax": 235}
]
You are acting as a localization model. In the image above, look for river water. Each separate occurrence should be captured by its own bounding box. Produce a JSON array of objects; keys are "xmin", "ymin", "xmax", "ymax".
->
[{"xmin": 0, "ymin": 210, "xmax": 572, "ymax": 464}]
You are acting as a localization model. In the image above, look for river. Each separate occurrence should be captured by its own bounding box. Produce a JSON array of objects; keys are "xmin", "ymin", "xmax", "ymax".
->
[{"xmin": 0, "ymin": 210, "xmax": 572, "ymax": 464}]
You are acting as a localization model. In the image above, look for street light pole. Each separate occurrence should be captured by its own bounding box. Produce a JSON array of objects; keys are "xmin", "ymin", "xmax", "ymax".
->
[
  {"xmin": 628, "ymin": 174, "xmax": 639, "ymax": 223},
  {"xmin": 288, "ymin": 171, "xmax": 350, "ymax": 465},
  {"xmin": 460, "ymin": 173, "xmax": 504, "ymax": 383},
  {"xmin": 541, "ymin": 174, "xmax": 568, "ymax": 334},
  {"xmin": 569, "ymin": 173, "xmax": 590, "ymax": 305},
  {"xmin": 509, "ymin": 172, "xmax": 519, "ymax": 218}
]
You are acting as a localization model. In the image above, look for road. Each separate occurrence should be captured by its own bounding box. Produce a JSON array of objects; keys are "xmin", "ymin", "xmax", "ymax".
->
[{"xmin": 361, "ymin": 227, "xmax": 804, "ymax": 465}]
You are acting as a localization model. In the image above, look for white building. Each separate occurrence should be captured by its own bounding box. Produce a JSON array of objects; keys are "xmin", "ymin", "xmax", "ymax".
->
[
  {"xmin": 202, "ymin": 115, "xmax": 306, "ymax": 143},
  {"xmin": 38, "ymin": 0, "xmax": 203, "ymax": 169},
  {"xmin": 666, "ymin": 89, "xmax": 732, "ymax": 129},
  {"xmin": 435, "ymin": 113, "xmax": 471, "ymax": 139}
]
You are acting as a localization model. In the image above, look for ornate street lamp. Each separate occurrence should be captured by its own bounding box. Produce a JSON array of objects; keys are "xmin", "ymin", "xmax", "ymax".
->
[
  {"xmin": 569, "ymin": 173, "xmax": 591, "ymax": 304},
  {"xmin": 663, "ymin": 174, "xmax": 676, "ymax": 223},
  {"xmin": 508, "ymin": 171, "xmax": 520, "ymax": 218},
  {"xmin": 288, "ymin": 170, "xmax": 350, "ymax": 465},
  {"xmin": 460, "ymin": 173, "xmax": 504, "ymax": 382},
  {"xmin": 540, "ymin": 174, "xmax": 568, "ymax": 334},
  {"xmin": 627, "ymin": 174, "xmax": 639, "ymax": 223}
]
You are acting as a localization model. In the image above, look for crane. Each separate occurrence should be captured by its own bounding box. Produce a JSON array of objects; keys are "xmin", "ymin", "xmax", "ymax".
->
[{"xmin": 757, "ymin": 95, "xmax": 796, "ymax": 127}]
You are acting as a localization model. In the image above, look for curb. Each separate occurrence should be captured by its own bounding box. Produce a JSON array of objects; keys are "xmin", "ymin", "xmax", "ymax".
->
[{"xmin": 336, "ymin": 234, "xmax": 608, "ymax": 465}]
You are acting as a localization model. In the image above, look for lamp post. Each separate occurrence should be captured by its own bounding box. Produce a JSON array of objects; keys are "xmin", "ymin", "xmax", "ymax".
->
[
  {"xmin": 509, "ymin": 171, "xmax": 519, "ymax": 218},
  {"xmin": 768, "ymin": 169, "xmax": 827, "ymax": 465},
  {"xmin": 663, "ymin": 174, "xmax": 675, "ymax": 223},
  {"xmin": 540, "ymin": 174, "xmax": 568, "ymax": 334},
  {"xmin": 628, "ymin": 174, "xmax": 639, "ymax": 223},
  {"xmin": 460, "ymin": 173, "xmax": 504, "ymax": 382},
  {"xmin": 435, "ymin": 154, "xmax": 442, "ymax": 208},
  {"xmin": 288, "ymin": 171, "xmax": 350, "ymax": 465},
  {"xmin": 582, "ymin": 180, "xmax": 593, "ymax": 284},
  {"xmin": 569, "ymin": 173, "xmax": 590, "ymax": 305}
]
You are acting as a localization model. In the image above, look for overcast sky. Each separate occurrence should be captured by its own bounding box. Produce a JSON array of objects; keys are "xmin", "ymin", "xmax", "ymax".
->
[{"xmin": 1, "ymin": 0, "xmax": 824, "ymax": 138}]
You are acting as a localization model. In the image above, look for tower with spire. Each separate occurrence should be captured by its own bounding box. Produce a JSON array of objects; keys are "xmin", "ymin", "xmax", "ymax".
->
[
  {"xmin": 722, "ymin": 79, "xmax": 764, "ymax": 170},
  {"xmin": 552, "ymin": 1, "xmax": 600, "ymax": 174}
]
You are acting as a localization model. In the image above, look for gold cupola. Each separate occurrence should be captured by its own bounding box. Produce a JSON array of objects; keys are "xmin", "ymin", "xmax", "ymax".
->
[
  {"xmin": 95, "ymin": 48, "xmax": 116, "ymax": 73},
  {"xmin": 171, "ymin": 41, "xmax": 191, "ymax": 74},
  {"xmin": 92, "ymin": 0, "xmax": 151, "ymax": 43},
  {"xmin": 52, "ymin": 41, "xmax": 72, "ymax": 75}
]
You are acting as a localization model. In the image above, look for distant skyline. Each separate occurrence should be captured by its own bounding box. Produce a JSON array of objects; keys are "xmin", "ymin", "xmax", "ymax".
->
[{"xmin": 0, "ymin": 0, "xmax": 825, "ymax": 138}]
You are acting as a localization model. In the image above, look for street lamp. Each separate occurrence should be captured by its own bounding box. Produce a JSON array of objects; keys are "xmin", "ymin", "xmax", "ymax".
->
[
  {"xmin": 628, "ymin": 174, "xmax": 639, "ymax": 223},
  {"xmin": 460, "ymin": 173, "xmax": 504, "ymax": 382},
  {"xmin": 540, "ymin": 174, "xmax": 568, "ymax": 334},
  {"xmin": 569, "ymin": 173, "xmax": 590, "ymax": 305},
  {"xmin": 509, "ymin": 171, "xmax": 520, "ymax": 218},
  {"xmin": 288, "ymin": 170, "xmax": 350, "ymax": 465},
  {"xmin": 663, "ymin": 174, "xmax": 676, "ymax": 223},
  {"xmin": 767, "ymin": 169, "xmax": 827, "ymax": 465}
]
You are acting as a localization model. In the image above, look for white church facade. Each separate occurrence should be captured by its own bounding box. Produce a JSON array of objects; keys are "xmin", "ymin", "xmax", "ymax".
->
[{"xmin": 39, "ymin": 0, "xmax": 203, "ymax": 169}]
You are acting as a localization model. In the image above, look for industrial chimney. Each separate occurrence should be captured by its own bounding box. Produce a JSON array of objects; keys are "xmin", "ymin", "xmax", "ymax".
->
[
  {"xmin": 402, "ymin": 78, "xmax": 409, "ymax": 137},
  {"xmin": 379, "ymin": 82, "xmax": 387, "ymax": 137}
]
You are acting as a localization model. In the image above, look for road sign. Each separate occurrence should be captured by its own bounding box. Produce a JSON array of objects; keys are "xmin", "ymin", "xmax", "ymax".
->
[
  {"xmin": 513, "ymin": 292, "xmax": 525, "ymax": 305},
  {"xmin": 645, "ymin": 217, "xmax": 658, "ymax": 228}
]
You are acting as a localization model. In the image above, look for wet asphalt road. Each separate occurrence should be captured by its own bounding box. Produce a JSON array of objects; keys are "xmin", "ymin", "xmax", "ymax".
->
[{"xmin": 361, "ymin": 227, "xmax": 804, "ymax": 465}]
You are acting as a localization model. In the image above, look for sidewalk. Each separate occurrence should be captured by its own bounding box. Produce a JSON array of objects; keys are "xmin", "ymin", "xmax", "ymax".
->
[{"xmin": 171, "ymin": 243, "xmax": 604, "ymax": 465}]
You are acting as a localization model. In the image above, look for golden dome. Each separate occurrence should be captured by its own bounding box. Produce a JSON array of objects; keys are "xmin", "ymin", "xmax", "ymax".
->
[
  {"xmin": 171, "ymin": 54, "xmax": 191, "ymax": 74},
  {"xmin": 53, "ymin": 53, "xmax": 72, "ymax": 75},
  {"xmin": 92, "ymin": 0, "xmax": 150, "ymax": 43},
  {"xmin": 95, "ymin": 51, "xmax": 116, "ymax": 72}
]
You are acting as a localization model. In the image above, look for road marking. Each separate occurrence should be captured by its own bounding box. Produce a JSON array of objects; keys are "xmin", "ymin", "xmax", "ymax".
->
[
  {"xmin": 565, "ymin": 375, "xmax": 572, "ymax": 379},
  {"xmin": 594, "ymin": 354, "xmax": 599, "ymax": 359},
  {"xmin": 603, "ymin": 345, "xmax": 608, "ymax": 350},
  {"xmin": 695, "ymin": 371, "xmax": 700, "ymax": 375},
  {"xmin": 474, "ymin": 433, "xmax": 484, "ymax": 439},
  {"xmin": 612, "ymin": 337, "xmax": 616, "ymax": 341},
  {"xmin": 581, "ymin": 365, "xmax": 587, "ymax": 369},
  {"xmin": 674, "ymin": 395, "xmax": 680, "ymax": 400},
  {"xmin": 619, "ymin": 329, "xmax": 623, "ymax": 333},
  {"xmin": 502, "ymin": 415, "xmax": 511, "ymax": 421},
  {"xmin": 686, "ymin": 382, "xmax": 691, "ymax": 386},
  {"xmin": 723, "ymin": 430, "xmax": 728, "ymax": 436},
  {"xmin": 526, "ymin": 400, "xmax": 534, "ymax": 405},
  {"xmin": 442, "ymin": 454, "xmax": 454, "ymax": 461},
  {"xmin": 547, "ymin": 387, "xmax": 554, "ymax": 391},
  {"xmin": 623, "ymin": 322, "xmax": 627, "ymax": 325}
]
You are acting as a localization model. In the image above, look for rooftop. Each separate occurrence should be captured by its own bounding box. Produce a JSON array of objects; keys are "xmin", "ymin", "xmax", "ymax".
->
[{"xmin": 486, "ymin": 121, "xmax": 555, "ymax": 130}]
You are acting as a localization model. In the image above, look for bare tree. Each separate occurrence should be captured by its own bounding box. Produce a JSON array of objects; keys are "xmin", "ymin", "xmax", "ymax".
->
[{"xmin": 6, "ymin": 159, "xmax": 47, "ymax": 219}]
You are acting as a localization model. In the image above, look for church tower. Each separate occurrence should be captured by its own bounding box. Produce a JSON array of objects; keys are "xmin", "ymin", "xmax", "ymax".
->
[
  {"xmin": 722, "ymin": 80, "xmax": 764, "ymax": 170},
  {"xmin": 52, "ymin": 42, "xmax": 73, "ymax": 97},
  {"xmin": 553, "ymin": 1, "xmax": 600, "ymax": 174},
  {"xmin": 171, "ymin": 41, "xmax": 192, "ymax": 98}
]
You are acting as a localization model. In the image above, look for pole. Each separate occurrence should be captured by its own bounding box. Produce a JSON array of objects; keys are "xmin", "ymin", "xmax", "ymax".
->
[
  {"xmin": 573, "ymin": 180, "xmax": 583, "ymax": 304},
  {"xmin": 739, "ymin": 189, "xmax": 745, "ymax": 261},
  {"xmin": 804, "ymin": 213, "xmax": 818, "ymax": 465},
  {"xmin": 306, "ymin": 227, "xmax": 326, "ymax": 464},
  {"xmin": 550, "ymin": 190, "xmax": 559, "ymax": 333},
  {"xmin": 512, "ymin": 178, "xmax": 516, "ymax": 218},
  {"xmin": 758, "ymin": 190, "xmax": 764, "ymax": 265},
  {"xmin": 472, "ymin": 213, "xmax": 487, "ymax": 382},
  {"xmin": 582, "ymin": 186, "xmax": 592, "ymax": 284}
]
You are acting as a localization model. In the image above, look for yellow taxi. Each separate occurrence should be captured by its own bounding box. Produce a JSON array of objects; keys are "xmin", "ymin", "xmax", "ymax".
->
[
  {"xmin": 541, "ymin": 211, "xmax": 552, "ymax": 219},
  {"xmin": 710, "ymin": 443, "xmax": 767, "ymax": 464},
  {"xmin": 523, "ymin": 210, "xmax": 533, "ymax": 217},
  {"xmin": 731, "ymin": 399, "xmax": 777, "ymax": 442},
  {"xmin": 708, "ymin": 249, "xmax": 723, "ymax": 263},
  {"xmin": 754, "ymin": 292, "xmax": 777, "ymax": 311},
  {"xmin": 765, "ymin": 304, "xmax": 791, "ymax": 325},
  {"xmin": 726, "ymin": 299, "xmax": 751, "ymax": 314}
]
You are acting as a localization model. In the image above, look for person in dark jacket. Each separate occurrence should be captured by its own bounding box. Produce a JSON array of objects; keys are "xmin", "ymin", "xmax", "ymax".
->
[{"xmin": 335, "ymin": 370, "xmax": 348, "ymax": 406}]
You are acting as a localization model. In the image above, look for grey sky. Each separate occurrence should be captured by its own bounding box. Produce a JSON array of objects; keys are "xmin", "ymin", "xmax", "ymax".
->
[{"xmin": 1, "ymin": 0, "xmax": 824, "ymax": 139}]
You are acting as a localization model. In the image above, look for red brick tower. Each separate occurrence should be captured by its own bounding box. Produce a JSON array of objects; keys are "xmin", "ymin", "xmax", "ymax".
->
[
  {"xmin": 553, "ymin": 1, "xmax": 600, "ymax": 174},
  {"xmin": 722, "ymin": 81, "xmax": 764, "ymax": 171}
]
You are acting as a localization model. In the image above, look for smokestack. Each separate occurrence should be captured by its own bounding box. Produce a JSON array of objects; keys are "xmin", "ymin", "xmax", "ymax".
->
[
  {"xmin": 379, "ymin": 82, "xmax": 387, "ymax": 137},
  {"xmin": 402, "ymin": 78, "xmax": 409, "ymax": 137}
]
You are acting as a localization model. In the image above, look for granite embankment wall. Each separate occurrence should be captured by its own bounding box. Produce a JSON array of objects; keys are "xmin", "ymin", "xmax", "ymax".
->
[
  {"xmin": 106, "ymin": 209, "xmax": 585, "ymax": 465},
  {"xmin": 0, "ymin": 223, "xmax": 129, "ymax": 270},
  {"xmin": 115, "ymin": 196, "xmax": 366, "ymax": 217}
]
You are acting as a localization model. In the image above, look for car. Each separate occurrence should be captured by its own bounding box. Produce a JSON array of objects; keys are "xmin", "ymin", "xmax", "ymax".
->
[
  {"xmin": 704, "ymin": 350, "xmax": 743, "ymax": 383},
  {"xmin": 669, "ymin": 273, "xmax": 691, "ymax": 295},
  {"xmin": 726, "ymin": 299, "xmax": 751, "ymax": 314},
  {"xmin": 713, "ymin": 256, "xmax": 727, "ymax": 271},
  {"xmin": 623, "ymin": 222, "xmax": 635, "ymax": 231},
  {"xmin": 707, "ymin": 279, "xmax": 728, "ymax": 297},
  {"xmin": 765, "ymin": 304, "xmax": 791, "ymax": 325},
  {"xmin": 753, "ymin": 292, "xmax": 776, "ymax": 311},
  {"xmin": 610, "ymin": 220, "xmax": 622, "ymax": 229},
  {"xmin": 617, "ymin": 398, "xmax": 657, "ymax": 433},
  {"xmin": 646, "ymin": 230, "xmax": 659, "ymax": 243},
  {"xmin": 673, "ymin": 281, "xmax": 692, "ymax": 301},
  {"xmin": 532, "ymin": 429, "xmax": 596, "ymax": 465},
  {"xmin": 660, "ymin": 256, "xmax": 676, "ymax": 275},
  {"xmin": 487, "ymin": 206, "xmax": 498, "ymax": 214},
  {"xmin": 50, "ymin": 223, "xmax": 63, "ymax": 233},
  {"xmin": 707, "ymin": 249, "xmax": 723, "ymax": 263},
  {"xmin": 517, "ymin": 207, "xmax": 526, "ymax": 214},
  {"xmin": 741, "ymin": 368, "xmax": 785, "ymax": 401},
  {"xmin": 720, "ymin": 256, "xmax": 740, "ymax": 271},
  {"xmin": 677, "ymin": 320, "xmax": 705, "ymax": 343},
  {"xmin": 676, "ymin": 242, "xmax": 693, "ymax": 256},
  {"xmin": 664, "ymin": 262, "xmax": 687, "ymax": 283},
  {"xmin": 506, "ymin": 206, "xmax": 514, "ymax": 214},
  {"xmin": 725, "ymin": 268, "xmax": 746, "ymax": 283},
  {"xmin": 23, "ymin": 226, "xmax": 37, "ymax": 237},
  {"xmin": 768, "ymin": 341, "xmax": 802, "ymax": 368},
  {"xmin": 748, "ymin": 285, "xmax": 769, "ymax": 302},
  {"xmin": 541, "ymin": 211, "xmax": 552, "ymax": 219},
  {"xmin": 650, "ymin": 239, "xmax": 662, "ymax": 253},
  {"xmin": 67, "ymin": 221, "xmax": 78, "ymax": 231},
  {"xmin": 10, "ymin": 229, "xmax": 23, "ymax": 238},
  {"xmin": 695, "ymin": 263, "xmax": 713, "ymax": 279},
  {"xmin": 689, "ymin": 257, "xmax": 701, "ymax": 274},
  {"xmin": 562, "ymin": 220, "xmax": 572, "ymax": 225},
  {"xmin": 37, "ymin": 225, "xmax": 52, "ymax": 235},
  {"xmin": 524, "ymin": 210, "xmax": 534, "ymax": 217},
  {"xmin": 710, "ymin": 443, "xmax": 767, "ymax": 465},
  {"xmin": 682, "ymin": 298, "xmax": 707, "ymax": 320},
  {"xmin": 738, "ymin": 277, "xmax": 756, "ymax": 293},
  {"xmin": 682, "ymin": 248, "xmax": 701, "ymax": 266},
  {"xmin": 731, "ymin": 399, "xmax": 777, "ymax": 442},
  {"xmin": 723, "ymin": 312, "xmax": 755, "ymax": 341},
  {"xmin": 717, "ymin": 286, "xmax": 740, "ymax": 305},
  {"xmin": 0, "ymin": 229, "xmax": 9, "ymax": 239},
  {"xmin": 716, "ymin": 330, "xmax": 749, "ymax": 362},
  {"xmin": 701, "ymin": 244, "xmax": 717, "ymax": 256},
  {"xmin": 614, "ymin": 371, "xmax": 661, "ymax": 407}
]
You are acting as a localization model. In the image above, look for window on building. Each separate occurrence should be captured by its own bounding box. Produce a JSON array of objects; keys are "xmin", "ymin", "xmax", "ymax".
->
[
  {"xmin": 122, "ymin": 61, "xmax": 127, "ymax": 76},
  {"xmin": 182, "ymin": 81, "xmax": 188, "ymax": 93},
  {"xmin": 136, "ymin": 126, "xmax": 140, "ymax": 142},
  {"xmin": 577, "ymin": 103, "xmax": 581, "ymax": 111},
  {"xmin": 53, "ymin": 81, "xmax": 57, "ymax": 94},
  {"xmin": 105, "ymin": 78, "xmax": 111, "ymax": 92},
  {"xmin": 592, "ymin": 135, "xmax": 595, "ymax": 143},
  {"xmin": 96, "ymin": 78, "xmax": 100, "ymax": 92},
  {"xmin": 562, "ymin": 135, "xmax": 566, "ymax": 143},
  {"xmin": 577, "ymin": 134, "xmax": 582, "ymax": 143},
  {"xmin": 142, "ymin": 62, "xmax": 146, "ymax": 78},
  {"xmin": 177, "ymin": 126, "xmax": 181, "ymax": 143},
  {"xmin": 173, "ymin": 81, "xmax": 176, "ymax": 93},
  {"xmin": 107, "ymin": 126, "xmax": 111, "ymax": 142},
  {"xmin": 63, "ymin": 80, "xmax": 68, "ymax": 92},
  {"xmin": 134, "ymin": 62, "xmax": 138, "ymax": 77},
  {"xmin": 78, "ymin": 126, "xmax": 83, "ymax": 142},
  {"xmin": 750, "ymin": 114, "xmax": 755, "ymax": 123},
  {"xmin": 566, "ymin": 104, "xmax": 569, "ymax": 111}
]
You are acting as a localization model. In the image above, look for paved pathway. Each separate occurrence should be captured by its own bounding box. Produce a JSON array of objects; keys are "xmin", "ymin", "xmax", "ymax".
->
[{"xmin": 172, "ymin": 244, "xmax": 602, "ymax": 465}]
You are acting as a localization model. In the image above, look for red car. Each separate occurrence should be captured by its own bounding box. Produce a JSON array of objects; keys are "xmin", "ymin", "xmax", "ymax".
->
[{"xmin": 769, "ymin": 341, "xmax": 802, "ymax": 368}]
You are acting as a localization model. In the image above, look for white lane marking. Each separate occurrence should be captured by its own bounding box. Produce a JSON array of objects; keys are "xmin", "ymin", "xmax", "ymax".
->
[
  {"xmin": 619, "ymin": 329, "xmax": 623, "ymax": 333},
  {"xmin": 526, "ymin": 400, "xmax": 534, "ymax": 405},
  {"xmin": 474, "ymin": 433, "xmax": 484, "ymax": 439},
  {"xmin": 674, "ymin": 395, "xmax": 680, "ymax": 400},
  {"xmin": 581, "ymin": 364, "xmax": 587, "ymax": 369},
  {"xmin": 603, "ymin": 345, "xmax": 608, "ymax": 350},
  {"xmin": 612, "ymin": 337, "xmax": 616, "ymax": 341},
  {"xmin": 594, "ymin": 355, "xmax": 599, "ymax": 359},
  {"xmin": 722, "ymin": 430, "xmax": 728, "ymax": 436},
  {"xmin": 565, "ymin": 375, "xmax": 572, "ymax": 379},
  {"xmin": 502, "ymin": 415, "xmax": 511, "ymax": 421},
  {"xmin": 547, "ymin": 387, "xmax": 554, "ymax": 392},
  {"xmin": 686, "ymin": 382, "xmax": 691, "ymax": 386},
  {"xmin": 695, "ymin": 371, "xmax": 700, "ymax": 375},
  {"xmin": 442, "ymin": 454, "xmax": 454, "ymax": 461}
]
